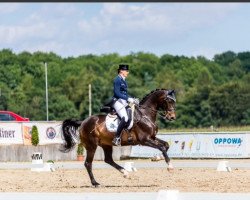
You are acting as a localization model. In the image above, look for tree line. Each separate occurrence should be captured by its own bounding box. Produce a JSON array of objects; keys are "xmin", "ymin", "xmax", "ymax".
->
[{"xmin": 0, "ymin": 49, "xmax": 249, "ymax": 128}]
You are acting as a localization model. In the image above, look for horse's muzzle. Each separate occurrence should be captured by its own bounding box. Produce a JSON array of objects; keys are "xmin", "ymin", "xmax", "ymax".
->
[
  {"xmin": 169, "ymin": 116, "xmax": 176, "ymax": 121},
  {"xmin": 165, "ymin": 112, "xmax": 176, "ymax": 121}
]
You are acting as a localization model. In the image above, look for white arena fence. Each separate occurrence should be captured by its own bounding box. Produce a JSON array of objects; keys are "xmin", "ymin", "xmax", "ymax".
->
[
  {"xmin": 0, "ymin": 121, "xmax": 250, "ymax": 161},
  {"xmin": 131, "ymin": 131, "xmax": 250, "ymax": 158}
]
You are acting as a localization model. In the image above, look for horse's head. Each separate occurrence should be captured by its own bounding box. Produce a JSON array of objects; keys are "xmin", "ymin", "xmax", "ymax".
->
[
  {"xmin": 157, "ymin": 89, "xmax": 176, "ymax": 121},
  {"xmin": 139, "ymin": 89, "xmax": 176, "ymax": 121},
  {"xmin": 164, "ymin": 90, "xmax": 176, "ymax": 121}
]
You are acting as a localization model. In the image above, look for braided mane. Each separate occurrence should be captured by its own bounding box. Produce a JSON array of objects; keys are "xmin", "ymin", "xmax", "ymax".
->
[{"xmin": 139, "ymin": 88, "xmax": 166, "ymax": 105}]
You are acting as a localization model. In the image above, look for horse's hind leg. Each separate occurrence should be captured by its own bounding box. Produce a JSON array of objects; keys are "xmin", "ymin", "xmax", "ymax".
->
[
  {"xmin": 84, "ymin": 146, "xmax": 100, "ymax": 187},
  {"xmin": 101, "ymin": 145, "xmax": 129, "ymax": 178}
]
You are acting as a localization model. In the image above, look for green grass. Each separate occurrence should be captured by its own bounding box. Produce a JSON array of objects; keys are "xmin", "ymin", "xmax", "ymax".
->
[{"xmin": 159, "ymin": 125, "xmax": 250, "ymax": 133}]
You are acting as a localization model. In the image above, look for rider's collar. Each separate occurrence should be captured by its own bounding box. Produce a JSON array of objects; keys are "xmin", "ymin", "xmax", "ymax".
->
[{"xmin": 118, "ymin": 74, "xmax": 126, "ymax": 80}]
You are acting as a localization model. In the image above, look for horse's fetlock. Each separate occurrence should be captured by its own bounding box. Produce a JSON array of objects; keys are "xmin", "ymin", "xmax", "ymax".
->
[
  {"xmin": 104, "ymin": 159, "xmax": 112, "ymax": 164},
  {"xmin": 84, "ymin": 162, "xmax": 91, "ymax": 168}
]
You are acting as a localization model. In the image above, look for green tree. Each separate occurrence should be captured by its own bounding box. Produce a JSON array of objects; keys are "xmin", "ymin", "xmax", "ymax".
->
[
  {"xmin": 31, "ymin": 125, "xmax": 39, "ymax": 146},
  {"xmin": 214, "ymin": 51, "xmax": 236, "ymax": 66}
]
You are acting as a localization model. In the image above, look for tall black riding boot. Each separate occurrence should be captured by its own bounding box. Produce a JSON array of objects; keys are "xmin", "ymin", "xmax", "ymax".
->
[{"xmin": 112, "ymin": 117, "xmax": 127, "ymax": 146}]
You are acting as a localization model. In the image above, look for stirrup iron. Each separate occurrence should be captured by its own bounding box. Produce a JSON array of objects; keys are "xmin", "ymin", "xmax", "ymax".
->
[{"xmin": 112, "ymin": 137, "xmax": 121, "ymax": 146}]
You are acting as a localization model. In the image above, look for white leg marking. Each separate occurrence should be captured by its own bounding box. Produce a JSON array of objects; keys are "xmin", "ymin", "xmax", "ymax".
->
[{"xmin": 167, "ymin": 162, "xmax": 174, "ymax": 172}]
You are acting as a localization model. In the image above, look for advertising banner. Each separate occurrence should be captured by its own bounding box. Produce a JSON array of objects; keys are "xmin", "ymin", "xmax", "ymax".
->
[
  {"xmin": 130, "ymin": 132, "xmax": 250, "ymax": 158},
  {"xmin": 247, "ymin": 134, "xmax": 250, "ymax": 157},
  {"xmin": 0, "ymin": 122, "xmax": 23, "ymax": 144},
  {"xmin": 22, "ymin": 122, "xmax": 63, "ymax": 145}
]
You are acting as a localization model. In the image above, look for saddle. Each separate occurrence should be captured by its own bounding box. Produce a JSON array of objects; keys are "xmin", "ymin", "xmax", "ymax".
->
[
  {"xmin": 100, "ymin": 98, "xmax": 134, "ymax": 133},
  {"xmin": 100, "ymin": 98, "xmax": 116, "ymax": 114}
]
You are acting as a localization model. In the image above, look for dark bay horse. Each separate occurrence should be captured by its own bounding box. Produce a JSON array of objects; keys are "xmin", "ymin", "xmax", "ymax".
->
[{"xmin": 61, "ymin": 89, "xmax": 176, "ymax": 187}]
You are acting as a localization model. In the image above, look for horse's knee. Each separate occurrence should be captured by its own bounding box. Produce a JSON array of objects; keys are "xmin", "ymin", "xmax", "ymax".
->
[
  {"xmin": 165, "ymin": 141, "xmax": 170, "ymax": 150},
  {"xmin": 160, "ymin": 145, "xmax": 169, "ymax": 152}
]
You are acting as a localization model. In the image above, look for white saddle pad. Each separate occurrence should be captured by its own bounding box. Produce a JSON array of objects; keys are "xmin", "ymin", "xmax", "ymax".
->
[
  {"xmin": 105, "ymin": 114, "xmax": 119, "ymax": 132},
  {"xmin": 105, "ymin": 104, "xmax": 135, "ymax": 133}
]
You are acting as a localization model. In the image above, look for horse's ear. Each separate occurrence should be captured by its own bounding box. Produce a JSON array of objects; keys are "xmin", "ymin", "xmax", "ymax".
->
[
  {"xmin": 168, "ymin": 89, "xmax": 175, "ymax": 95},
  {"xmin": 167, "ymin": 89, "xmax": 176, "ymax": 102}
]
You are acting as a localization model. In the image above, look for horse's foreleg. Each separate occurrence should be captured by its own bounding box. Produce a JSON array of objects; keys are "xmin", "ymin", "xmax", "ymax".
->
[
  {"xmin": 102, "ymin": 145, "xmax": 129, "ymax": 178},
  {"xmin": 144, "ymin": 138, "xmax": 174, "ymax": 171},
  {"xmin": 84, "ymin": 146, "xmax": 100, "ymax": 187},
  {"xmin": 154, "ymin": 137, "xmax": 174, "ymax": 170},
  {"xmin": 154, "ymin": 138, "xmax": 170, "ymax": 160}
]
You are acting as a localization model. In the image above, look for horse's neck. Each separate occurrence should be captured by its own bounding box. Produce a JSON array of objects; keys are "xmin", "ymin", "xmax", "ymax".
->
[
  {"xmin": 139, "ymin": 101, "xmax": 158, "ymax": 122},
  {"xmin": 139, "ymin": 90, "xmax": 165, "ymax": 122}
]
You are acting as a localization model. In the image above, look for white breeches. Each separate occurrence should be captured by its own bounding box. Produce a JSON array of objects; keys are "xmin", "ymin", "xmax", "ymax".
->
[{"xmin": 113, "ymin": 99, "xmax": 128, "ymax": 122}]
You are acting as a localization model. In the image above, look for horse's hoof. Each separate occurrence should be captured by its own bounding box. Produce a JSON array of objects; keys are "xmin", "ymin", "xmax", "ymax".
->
[
  {"xmin": 123, "ymin": 173, "xmax": 130, "ymax": 178},
  {"xmin": 92, "ymin": 183, "xmax": 101, "ymax": 188},
  {"xmin": 121, "ymin": 169, "xmax": 130, "ymax": 178},
  {"xmin": 167, "ymin": 167, "xmax": 174, "ymax": 173},
  {"xmin": 167, "ymin": 162, "xmax": 174, "ymax": 173}
]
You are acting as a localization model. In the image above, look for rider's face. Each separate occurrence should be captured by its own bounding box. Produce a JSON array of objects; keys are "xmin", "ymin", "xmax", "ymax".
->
[{"xmin": 120, "ymin": 70, "xmax": 129, "ymax": 78}]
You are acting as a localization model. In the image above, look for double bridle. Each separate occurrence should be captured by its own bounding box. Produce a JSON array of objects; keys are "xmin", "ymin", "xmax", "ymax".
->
[{"xmin": 138, "ymin": 97, "xmax": 176, "ymax": 119}]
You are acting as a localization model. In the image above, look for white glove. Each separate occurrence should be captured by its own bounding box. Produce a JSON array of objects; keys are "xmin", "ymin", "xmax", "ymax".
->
[
  {"xmin": 127, "ymin": 97, "xmax": 134, "ymax": 104},
  {"xmin": 128, "ymin": 97, "xmax": 139, "ymax": 105},
  {"xmin": 133, "ymin": 98, "xmax": 140, "ymax": 105}
]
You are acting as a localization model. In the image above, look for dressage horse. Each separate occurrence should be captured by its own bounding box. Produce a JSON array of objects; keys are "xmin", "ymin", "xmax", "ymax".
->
[{"xmin": 60, "ymin": 89, "xmax": 176, "ymax": 187}]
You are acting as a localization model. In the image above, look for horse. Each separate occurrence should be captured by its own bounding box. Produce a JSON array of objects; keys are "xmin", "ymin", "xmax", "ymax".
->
[{"xmin": 60, "ymin": 89, "xmax": 176, "ymax": 187}]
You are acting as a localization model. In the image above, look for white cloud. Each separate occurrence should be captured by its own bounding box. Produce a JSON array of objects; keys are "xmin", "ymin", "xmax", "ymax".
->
[
  {"xmin": 0, "ymin": 3, "xmax": 244, "ymax": 58},
  {"xmin": 0, "ymin": 3, "xmax": 77, "ymax": 44},
  {"xmin": 0, "ymin": 3, "xmax": 20, "ymax": 14},
  {"xmin": 40, "ymin": 3, "xmax": 80, "ymax": 18},
  {"xmin": 0, "ymin": 22, "xmax": 58, "ymax": 44},
  {"xmin": 24, "ymin": 40, "xmax": 65, "ymax": 54},
  {"xmin": 191, "ymin": 47, "xmax": 219, "ymax": 60},
  {"xmin": 78, "ymin": 3, "xmax": 239, "ymax": 41}
]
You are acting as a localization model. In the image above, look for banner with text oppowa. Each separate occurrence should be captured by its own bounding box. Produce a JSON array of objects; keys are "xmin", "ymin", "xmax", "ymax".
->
[
  {"xmin": 0, "ymin": 122, "xmax": 63, "ymax": 145},
  {"xmin": 130, "ymin": 132, "xmax": 250, "ymax": 158}
]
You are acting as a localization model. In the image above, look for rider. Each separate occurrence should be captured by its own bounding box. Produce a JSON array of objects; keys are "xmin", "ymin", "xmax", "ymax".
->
[{"xmin": 112, "ymin": 64, "xmax": 139, "ymax": 146}]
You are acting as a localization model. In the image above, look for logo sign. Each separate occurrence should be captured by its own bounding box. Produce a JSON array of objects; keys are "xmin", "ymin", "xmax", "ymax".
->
[
  {"xmin": 214, "ymin": 137, "xmax": 242, "ymax": 147},
  {"xmin": 46, "ymin": 127, "xmax": 56, "ymax": 139}
]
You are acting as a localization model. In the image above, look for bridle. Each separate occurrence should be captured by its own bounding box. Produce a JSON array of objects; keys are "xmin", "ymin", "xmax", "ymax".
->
[
  {"xmin": 160, "ymin": 98, "xmax": 176, "ymax": 119},
  {"xmin": 138, "ymin": 96, "xmax": 176, "ymax": 120}
]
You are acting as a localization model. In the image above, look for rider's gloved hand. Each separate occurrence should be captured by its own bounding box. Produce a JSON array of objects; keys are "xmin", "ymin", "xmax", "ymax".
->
[
  {"xmin": 133, "ymin": 98, "xmax": 140, "ymax": 105},
  {"xmin": 128, "ymin": 97, "xmax": 139, "ymax": 105},
  {"xmin": 127, "ymin": 97, "xmax": 134, "ymax": 104}
]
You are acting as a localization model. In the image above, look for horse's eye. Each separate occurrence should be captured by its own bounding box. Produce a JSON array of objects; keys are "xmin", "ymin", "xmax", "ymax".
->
[{"xmin": 167, "ymin": 99, "xmax": 172, "ymax": 103}]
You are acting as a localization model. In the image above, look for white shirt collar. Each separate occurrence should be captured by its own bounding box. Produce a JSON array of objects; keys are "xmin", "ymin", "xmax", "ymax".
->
[{"xmin": 118, "ymin": 74, "xmax": 126, "ymax": 80}]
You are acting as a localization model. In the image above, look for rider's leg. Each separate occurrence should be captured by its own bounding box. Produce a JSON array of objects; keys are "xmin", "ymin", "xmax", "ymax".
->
[
  {"xmin": 112, "ymin": 117, "xmax": 127, "ymax": 146},
  {"xmin": 112, "ymin": 100, "xmax": 128, "ymax": 146},
  {"xmin": 125, "ymin": 106, "xmax": 132, "ymax": 128}
]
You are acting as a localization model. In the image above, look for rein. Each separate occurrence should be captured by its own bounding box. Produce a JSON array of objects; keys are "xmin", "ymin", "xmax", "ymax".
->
[
  {"xmin": 139, "ymin": 105, "xmax": 166, "ymax": 119},
  {"xmin": 138, "ymin": 99, "xmax": 175, "ymax": 120}
]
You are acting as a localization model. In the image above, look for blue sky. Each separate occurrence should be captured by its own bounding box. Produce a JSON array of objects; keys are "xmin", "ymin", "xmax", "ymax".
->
[{"xmin": 1, "ymin": 3, "xmax": 250, "ymax": 60}]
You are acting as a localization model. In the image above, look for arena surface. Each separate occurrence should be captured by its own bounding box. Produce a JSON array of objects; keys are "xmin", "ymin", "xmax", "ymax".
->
[{"xmin": 0, "ymin": 159, "xmax": 249, "ymax": 193}]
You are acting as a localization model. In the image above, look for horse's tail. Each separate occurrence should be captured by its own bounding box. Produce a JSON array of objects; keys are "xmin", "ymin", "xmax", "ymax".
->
[{"xmin": 60, "ymin": 118, "xmax": 82, "ymax": 153}]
